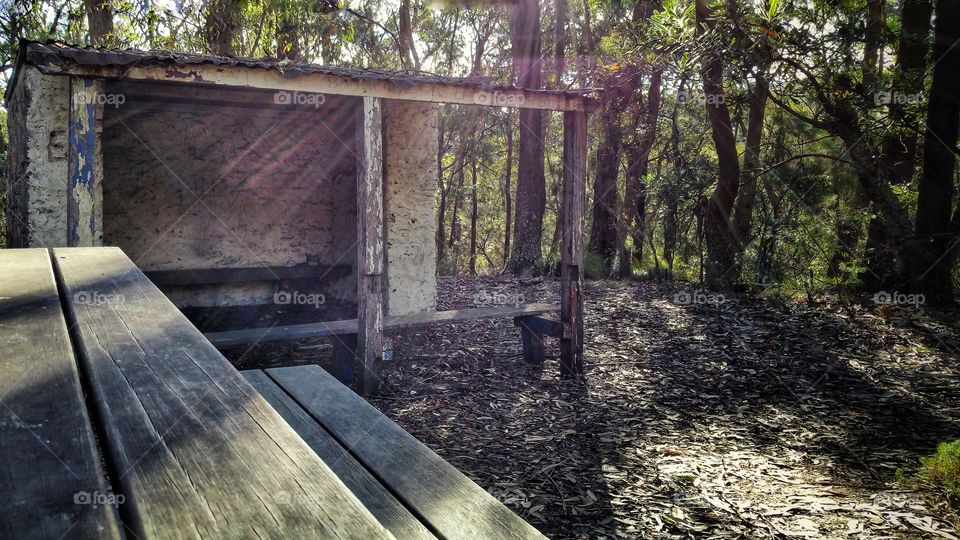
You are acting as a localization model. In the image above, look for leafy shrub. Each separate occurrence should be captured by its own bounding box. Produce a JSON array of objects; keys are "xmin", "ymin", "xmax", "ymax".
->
[
  {"xmin": 917, "ymin": 440, "xmax": 960, "ymax": 506},
  {"xmin": 583, "ymin": 250, "xmax": 612, "ymax": 280}
]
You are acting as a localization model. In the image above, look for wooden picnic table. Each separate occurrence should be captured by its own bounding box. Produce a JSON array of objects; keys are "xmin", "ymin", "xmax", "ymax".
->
[{"xmin": 0, "ymin": 247, "xmax": 547, "ymax": 539}]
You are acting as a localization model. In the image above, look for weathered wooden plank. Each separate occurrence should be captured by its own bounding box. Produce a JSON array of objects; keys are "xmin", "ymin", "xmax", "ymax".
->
[
  {"xmin": 513, "ymin": 315, "xmax": 563, "ymax": 338},
  {"xmin": 0, "ymin": 248, "xmax": 122, "ymax": 540},
  {"xmin": 241, "ymin": 370, "xmax": 435, "ymax": 540},
  {"xmin": 144, "ymin": 263, "xmax": 350, "ymax": 286},
  {"xmin": 389, "ymin": 304, "xmax": 556, "ymax": 327},
  {"xmin": 267, "ymin": 365, "xmax": 548, "ymax": 540},
  {"xmin": 561, "ymin": 110, "xmax": 587, "ymax": 377},
  {"xmin": 51, "ymin": 247, "xmax": 392, "ymax": 539},
  {"xmin": 205, "ymin": 318, "xmax": 358, "ymax": 347},
  {"xmin": 357, "ymin": 96, "xmax": 385, "ymax": 396},
  {"xmin": 202, "ymin": 304, "xmax": 559, "ymax": 348},
  {"xmin": 67, "ymin": 77, "xmax": 103, "ymax": 247}
]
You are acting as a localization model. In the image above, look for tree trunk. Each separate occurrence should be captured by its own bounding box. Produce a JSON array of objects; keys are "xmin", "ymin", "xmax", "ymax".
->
[
  {"xmin": 731, "ymin": 69, "xmax": 769, "ymax": 264},
  {"xmin": 503, "ymin": 116, "xmax": 514, "ymax": 265},
  {"xmin": 437, "ymin": 128, "xmax": 447, "ymax": 262},
  {"xmin": 881, "ymin": 0, "xmax": 934, "ymax": 185},
  {"xmin": 506, "ymin": 0, "xmax": 547, "ymax": 276},
  {"xmin": 205, "ymin": 0, "xmax": 241, "ymax": 55},
  {"xmin": 588, "ymin": 84, "xmax": 622, "ymax": 270},
  {"xmin": 915, "ymin": 0, "xmax": 960, "ymax": 303},
  {"xmin": 860, "ymin": 0, "xmax": 934, "ymax": 290},
  {"xmin": 862, "ymin": 0, "xmax": 884, "ymax": 94},
  {"xmin": 696, "ymin": 0, "xmax": 741, "ymax": 289},
  {"xmin": 554, "ymin": 0, "xmax": 568, "ymax": 87},
  {"xmin": 618, "ymin": 69, "xmax": 662, "ymax": 278},
  {"xmin": 469, "ymin": 161, "xmax": 479, "ymax": 275},
  {"xmin": 449, "ymin": 142, "xmax": 466, "ymax": 251},
  {"xmin": 398, "ymin": 0, "xmax": 417, "ymax": 69},
  {"xmin": 84, "ymin": 0, "xmax": 113, "ymax": 46}
]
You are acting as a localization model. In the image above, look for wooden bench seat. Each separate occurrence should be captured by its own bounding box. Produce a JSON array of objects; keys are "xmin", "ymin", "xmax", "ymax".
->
[
  {"xmin": 143, "ymin": 263, "xmax": 350, "ymax": 286},
  {"xmin": 48, "ymin": 247, "xmax": 392, "ymax": 539},
  {"xmin": 203, "ymin": 303, "xmax": 560, "ymax": 347},
  {"xmin": 204, "ymin": 304, "xmax": 564, "ymax": 393},
  {"xmin": 242, "ymin": 370, "xmax": 435, "ymax": 540},
  {"xmin": 0, "ymin": 249, "xmax": 122, "ymax": 539},
  {"xmin": 243, "ymin": 365, "xmax": 547, "ymax": 540}
]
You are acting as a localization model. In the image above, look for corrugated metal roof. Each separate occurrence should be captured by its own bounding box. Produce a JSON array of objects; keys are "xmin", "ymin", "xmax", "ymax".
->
[{"xmin": 11, "ymin": 40, "xmax": 595, "ymax": 101}]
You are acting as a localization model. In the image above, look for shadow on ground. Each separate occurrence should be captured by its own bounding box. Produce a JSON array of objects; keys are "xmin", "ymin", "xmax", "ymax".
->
[{"xmin": 230, "ymin": 276, "xmax": 960, "ymax": 539}]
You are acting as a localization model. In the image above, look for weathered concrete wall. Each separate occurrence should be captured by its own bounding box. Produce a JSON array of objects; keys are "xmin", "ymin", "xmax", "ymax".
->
[
  {"xmin": 4, "ymin": 67, "xmax": 70, "ymax": 247},
  {"xmin": 383, "ymin": 100, "xmax": 439, "ymax": 316},
  {"xmin": 7, "ymin": 77, "xmax": 440, "ymax": 314},
  {"xmin": 100, "ymin": 83, "xmax": 359, "ymax": 304}
]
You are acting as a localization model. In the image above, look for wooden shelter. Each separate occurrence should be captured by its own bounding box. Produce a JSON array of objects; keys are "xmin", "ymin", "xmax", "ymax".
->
[{"xmin": 4, "ymin": 41, "xmax": 594, "ymax": 394}]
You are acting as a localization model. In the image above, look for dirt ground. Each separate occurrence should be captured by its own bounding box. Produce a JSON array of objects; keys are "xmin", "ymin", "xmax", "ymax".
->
[{"xmin": 234, "ymin": 276, "xmax": 960, "ymax": 539}]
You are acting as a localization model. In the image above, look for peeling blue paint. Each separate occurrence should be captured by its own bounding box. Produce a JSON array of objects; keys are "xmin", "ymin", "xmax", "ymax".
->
[{"xmin": 68, "ymin": 78, "xmax": 97, "ymax": 245}]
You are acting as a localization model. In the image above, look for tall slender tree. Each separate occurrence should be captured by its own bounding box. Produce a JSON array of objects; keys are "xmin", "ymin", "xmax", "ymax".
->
[
  {"xmin": 915, "ymin": 0, "xmax": 960, "ymax": 302},
  {"xmin": 695, "ymin": 0, "xmax": 740, "ymax": 288},
  {"xmin": 506, "ymin": 0, "xmax": 547, "ymax": 276}
]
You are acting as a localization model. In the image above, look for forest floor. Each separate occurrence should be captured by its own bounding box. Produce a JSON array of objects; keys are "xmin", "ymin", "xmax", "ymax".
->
[{"xmin": 238, "ymin": 276, "xmax": 960, "ymax": 539}]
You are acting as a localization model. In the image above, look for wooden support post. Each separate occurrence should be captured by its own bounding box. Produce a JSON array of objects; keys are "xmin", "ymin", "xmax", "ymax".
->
[
  {"xmin": 560, "ymin": 110, "xmax": 587, "ymax": 377},
  {"xmin": 356, "ymin": 97, "xmax": 385, "ymax": 395},
  {"xmin": 331, "ymin": 334, "xmax": 358, "ymax": 384},
  {"xmin": 514, "ymin": 315, "xmax": 561, "ymax": 365},
  {"xmin": 67, "ymin": 77, "xmax": 104, "ymax": 246},
  {"xmin": 517, "ymin": 323, "xmax": 546, "ymax": 365}
]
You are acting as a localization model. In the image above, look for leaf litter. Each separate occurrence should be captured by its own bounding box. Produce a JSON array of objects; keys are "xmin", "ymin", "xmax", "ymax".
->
[{"xmin": 235, "ymin": 276, "xmax": 960, "ymax": 539}]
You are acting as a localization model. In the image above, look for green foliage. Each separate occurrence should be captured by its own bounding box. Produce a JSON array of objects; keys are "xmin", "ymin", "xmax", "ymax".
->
[
  {"xmin": 583, "ymin": 250, "xmax": 612, "ymax": 280},
  {"xmin": 917, "ymin": 440, "xmax": 960, "ymax": 504}
]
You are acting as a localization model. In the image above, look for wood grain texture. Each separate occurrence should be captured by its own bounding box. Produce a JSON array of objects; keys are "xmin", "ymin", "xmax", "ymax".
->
[
  {"xmin": 267, "ymin": 365, "xmax": 548, "ymax": 540},
  {"xmin": 241, "ymin": 370, "xmax": 435, "ymax": 540},
  {"xmin": 203, "ymin": 304, "xmax": 558, "ymax": 348},
  {"xmin": 0, "ymin": 248, "xmax": 122, "ymax": 540},
  {"xmin": 356, "ymin": 96, "xmax": 385, "ymax": 395},
  {"xmin": 52, "ymin": 247, "xmax": 393, "ymax": 539},
  {"xmin": 561, "ymin": 110, "xmax": 587, "ymax": 377}
]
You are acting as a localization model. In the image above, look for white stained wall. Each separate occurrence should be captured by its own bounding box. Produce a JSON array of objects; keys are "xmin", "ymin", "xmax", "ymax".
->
[{"xmin": 383, "ymin": 100, "xmax": 439, "ymax": 316}]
